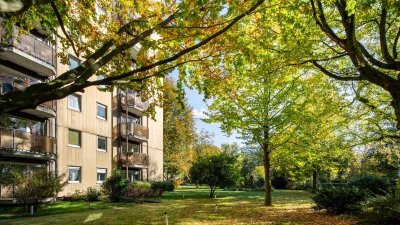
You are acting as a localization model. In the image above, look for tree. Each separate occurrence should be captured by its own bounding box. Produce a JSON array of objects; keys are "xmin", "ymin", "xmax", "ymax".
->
[
  {"xmin": 13, "ymin": 168, "xmax": 65, "ymax": 212},
  {"xmin": 308, "ymin": 0, "xmax": 400, "ymax": 130},
  {"xmin": 0, "ymin": 0, "xmax": 265, "ymax": 116},
  {"xmin": 189, "ymin": 152, "xmax": 239, "ymax": 197},
  {"xmin": 101, "ymin": 169, "xmax": 129, "ymax": 202},
  {"xmin": 163, "ymin": 78, "xmax": 195, "ymax": 179}
]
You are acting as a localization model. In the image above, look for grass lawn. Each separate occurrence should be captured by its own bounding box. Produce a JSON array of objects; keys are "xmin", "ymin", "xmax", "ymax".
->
[{"xmin": 0, "ymin": 187, "xmax": 356, "ymax": 225}]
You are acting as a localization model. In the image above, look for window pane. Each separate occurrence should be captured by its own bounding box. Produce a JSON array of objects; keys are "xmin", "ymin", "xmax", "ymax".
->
[
  {"xmin": 68, "ymin": 167, "xmax": 80, "ymax": 182},
  {"xmin": 97, "ymin": 136, "xmax": 107, "ymax": 151},
  {"xmin": 69, "ymin": 130, "xmax": 80, "ymax": 146},
  {"xmin": 68, "ymin": 94, "xmax": 81, "ymax": 111},
  {"xmin": 97, "ymin": 103, "xmax": 106, "ymax": 119},
  {"xmin": 97, "ymin": 168, "xmax": 107, "ymax": 182},
  {"xmin": 69, "ymin": 56, "xmax": 80, "ymax": 70}
]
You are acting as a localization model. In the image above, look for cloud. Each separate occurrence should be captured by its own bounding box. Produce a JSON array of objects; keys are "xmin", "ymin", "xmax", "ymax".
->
[{"xmin": 192, "ymin": 108, "xmax": 209, "ymax": 120}]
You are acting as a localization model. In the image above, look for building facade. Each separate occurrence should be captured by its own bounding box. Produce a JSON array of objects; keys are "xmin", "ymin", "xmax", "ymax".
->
[{"xmin": 0, "ymin": 26, "xmax": 163, "ymax": 199}]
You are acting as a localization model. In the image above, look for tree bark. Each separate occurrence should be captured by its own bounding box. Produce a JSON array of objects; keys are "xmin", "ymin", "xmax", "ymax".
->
[
  {"xmin": 263, "ymin": 144, "xmax": 272, "ymax": 206},
  {"xmin": 312, "ymin": 170, "xmax": 318, "ymax": 193}
]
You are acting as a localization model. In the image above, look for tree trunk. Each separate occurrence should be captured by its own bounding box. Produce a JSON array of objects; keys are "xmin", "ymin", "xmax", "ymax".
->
[
  {"xmin": 312, "ymin": 170, "xmax": 318, "ymax": 193},
  {"xmin": 210, "ymin": 186, "xmax": 216, "ymax": 198},
  {"xmin": 263, "ymin": 145, "xmax": 272, "ymax": 206}
]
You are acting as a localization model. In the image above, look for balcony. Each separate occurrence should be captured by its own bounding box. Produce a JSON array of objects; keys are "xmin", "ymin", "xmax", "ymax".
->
[
  {"xmin": 120, "ymin": 122, "xmax": 149, "ymax": 142},
  {"xmin": 0, "ymin": 76, "xmax": 56, "ymax": 119},
  {"xmin": 0, "ymin": 28, "xmax": 56, "ymax": 78},
  {"xmin": 0, "ymin": 128, "xmax": 56, "ymax": 161},
  {"xmin": 120, "ymin": 91, "xmax": 149, "ymax": 116},
  {"xmin": 120, "ymin": 152, "xmax": 149, "ymax": 168}
]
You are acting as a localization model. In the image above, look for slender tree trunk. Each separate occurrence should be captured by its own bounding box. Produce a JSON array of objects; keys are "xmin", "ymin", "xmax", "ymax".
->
[
  {"xmin": 312, "ymin": 170, "xmax": 318, "ymax": 193},
  {"xmin": 263, "ymin": 144, "xmax": 272, "ymax": 206}
]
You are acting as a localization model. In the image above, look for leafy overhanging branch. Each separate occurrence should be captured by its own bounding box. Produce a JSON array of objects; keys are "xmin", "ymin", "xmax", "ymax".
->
[{"xmin": 0, "ymin": 0, "xmax": 266, "ymax": 115}]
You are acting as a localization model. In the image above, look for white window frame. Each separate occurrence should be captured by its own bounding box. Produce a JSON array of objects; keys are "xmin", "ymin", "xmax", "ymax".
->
[
  {"xmin": 96, "ymin": 168, "xmax": 107, "ymax": 183},
  {"xmin": 96, "ymin": 102, "xmax": 107, "ymax": 120},
  {"xmin": 97, "ymin": 136, "xmax": 107, "ymax": 152},
  {"xmin": 68, "ymin": 94, "xmax": 82, "ymax": 112},
  {"xmin": 68, "ymin": 166, "xmax": 81, "ymax": 184},
  {"xmin": 68, "ymin": 129, "xmax": 81, "ymax": 148}
]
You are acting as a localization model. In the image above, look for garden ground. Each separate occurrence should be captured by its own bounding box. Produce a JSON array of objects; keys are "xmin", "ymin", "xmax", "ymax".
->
[{"xmin": 0, "ymin": 187, "xmax": 356, "ymax": 225}]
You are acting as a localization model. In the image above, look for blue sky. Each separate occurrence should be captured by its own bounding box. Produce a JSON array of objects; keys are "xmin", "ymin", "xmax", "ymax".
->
[{"xmin": 168, "ymin": 70, "xmax": 242, "ymax": 147}]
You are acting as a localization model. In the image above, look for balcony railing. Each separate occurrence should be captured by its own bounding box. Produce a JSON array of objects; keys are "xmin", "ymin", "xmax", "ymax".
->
[
  {"xmin": 120, "ymin": 123, "xmax": 149, "ymax": 140},
  {"xmin": 0, "ymin": 128, "xmax": 55, "ymax": 155},
  {"xmin": 0, "ymin": 28, "xmax": 56, "ymax": 67},
  {"xmin": 0, "ymin": 76, "xmax": 56, "ymax": 112},
  {"xmin": 121, "ymin": 91, "xmax": 149, "ymax": 111},
  {"xmin": 120, "ymin": 152, "xmax": 149, "ymax": 167}
]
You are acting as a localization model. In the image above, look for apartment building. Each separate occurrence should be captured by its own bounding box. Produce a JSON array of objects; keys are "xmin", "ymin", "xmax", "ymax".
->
[{"xmin": 0, "ymin": 25, "xmax": 163, "ymax": 199}]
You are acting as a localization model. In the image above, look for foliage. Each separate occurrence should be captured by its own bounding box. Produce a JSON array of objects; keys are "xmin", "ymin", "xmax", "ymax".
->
[
  {"xmin": 313, "ymin": 185, "xmax": 368, "ymax": 214},
  {"xmin": 132, "ymin": 181, "xmax": 151, "ymax": 190},
  {"xmin": 151, "ymin": 180, "xmax": 175, "ymax": 192},
  {"xmin": 189, "ymin": 152, "xmax": 240, "ymax": 197},
  {"xmin": 360, "ymin": 140, "xmax": 400, "ymax": 180},
  {"xmin": 85, "ymin": 187, "xmax": 102, "ymax": 202},
  {"xmin": 348, "ymin": 175, "xmax": 391, "ymax": 196},
  {"xmin": 101, "ymin": 170, "xmax": 129, "ymax": 202},
  {"xmin": 0, "ymin": 0, "xmax": 266, "ymax": 116},
  {"xmin": 271, "ymin": 173, "xmax": 289, "ymax": 189},
  {"xmin": 163, "ymin": 78, "xmax": 196, "ymax": 179},
  {"xmin": 362, "ymin": 192, "xmax": 400, "ymax": 225},
  {"xmin": 13, "ymin": 168, "xmax": 65, "ymax": 212},
  {"xmin": 68, "ymin": 190, "xmax": 86, "ymax": 201}
]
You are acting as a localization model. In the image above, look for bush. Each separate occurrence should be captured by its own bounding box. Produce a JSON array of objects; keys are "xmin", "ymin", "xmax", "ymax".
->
[
  {"xmin": 101, "ymin": 170, "xmax": 128, "ymax": 202},
  {"xmin": 361, "ymin": 193, "xmax": 400, "ymax": 225},
  {"xmin": 313, "ymin": 185, "xmax": 368, "ymax": 214},
  {"xmin": 151, "ymin": 180, "xmax": 175, "ymax": 192},
  {"xmin": 86, "ymin": 187, "xmax": 101, "ymax": 202},
  {"xmin": 69, "ymin": 190, "xmax": 86, "ymax": 201},
  {"xmin": 13, "ymin": 169, "xmax": 65, "ymax": 212},
  {"xmin": 349, "ymin": 175, "xmax": 391, "ymax": 196}
]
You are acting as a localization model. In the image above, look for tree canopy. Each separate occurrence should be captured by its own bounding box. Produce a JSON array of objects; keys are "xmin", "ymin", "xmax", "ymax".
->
[{"xmin": 0, "ymin": 0, "xmax": 265, "ymax": 115}]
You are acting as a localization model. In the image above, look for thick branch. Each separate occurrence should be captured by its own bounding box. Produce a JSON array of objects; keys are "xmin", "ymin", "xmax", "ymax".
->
[{"xmin": 312, "ymin": 61, "xmax": 362, "ymax": 81}]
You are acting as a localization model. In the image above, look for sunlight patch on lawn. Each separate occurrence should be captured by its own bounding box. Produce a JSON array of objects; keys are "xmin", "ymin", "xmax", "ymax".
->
[{"xmin": 83, "ymin": 213, "xmax": 103, "ymax": 223}]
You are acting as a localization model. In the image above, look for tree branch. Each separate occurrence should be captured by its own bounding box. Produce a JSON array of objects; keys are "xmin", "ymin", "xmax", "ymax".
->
[
  {"xmin": 312, "ymin": 61, "xmax": 363, "ymax": 81},
  {"xmin": 50, "ymin": 2, "xmax": 79, "ymax": 57}
]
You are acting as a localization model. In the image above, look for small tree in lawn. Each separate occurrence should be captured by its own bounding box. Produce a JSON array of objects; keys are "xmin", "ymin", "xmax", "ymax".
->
[
  {"xmin": 13, "ymin": 168, "xmax": 65, "ymax": 212},
  {"xmin": 189, "ymin": 152, "xmax": 239, "ymax": 198},
  {"xmin": 101, "ymin": 170, "xmax": 129, "ymax": 202}
]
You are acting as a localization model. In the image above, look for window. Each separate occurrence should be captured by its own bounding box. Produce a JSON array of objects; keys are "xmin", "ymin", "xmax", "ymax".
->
[
  {"xmin": 97, "ymin": 75, "xmax": 106, "ymax": 89},
  {"xmin": 68, "ymin": 129, "xmax": 81, "ymax": 147},
  {"xmin": 97, "ymin": 136, "xmax": 107, "ymax": 152},
  {"xmin": 68, "ymin": 94, "xmax": 81, "ymax": 112},
  {"xmin": 97, "ymin": 168, "xmax": 107, "ymax": 183},
  {"xmin": 96, "ymin": 103, "xmax": 107, "ymax": 120},
  {"xmin": 126, "ymin": 169, "xmax": 141, "ymax": 182},
  {"xmin": 68, "ymin": 166, "xmax": 81, "ymax": 183},
  {"xmin": 122, "ymin": 142, "xmax": 140, "ymax": 153},
  {"xmin": 68, "ymin": 55, "xmax": 80, "ymax": 70}
]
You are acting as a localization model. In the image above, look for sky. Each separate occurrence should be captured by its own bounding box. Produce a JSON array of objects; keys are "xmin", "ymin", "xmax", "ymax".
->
[{"xmin": 168, "ymin": 70, "xmax": 242, "ymax": 147}]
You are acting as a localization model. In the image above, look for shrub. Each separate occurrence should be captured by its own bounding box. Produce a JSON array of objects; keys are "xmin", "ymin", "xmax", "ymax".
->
[
  {"xmin": 361, "ymin": 193, "xmax": 400, "ymax": 225},
  {"xmin": 349, "ymin": 175, "xmax": 391, "ymax": 196},
  {"xmin": 101, "ymin": 170, "xmax": 128, "ymax": 202},
  {"xmin": 86, "ymin": 187, "xmax": 101, "ymax": 202},
  {"xmin": 13, "ymin": 169, "xmax": 65, "ymax": 212},
  {"xmin": 313, "ymin": 185, "xmax": 368, "ymax": 214},
  {"xmin": 69, "ymin": 190, "xmax": 86, "ymax": 201},
  {"xmin": 151, "ymin": 180, "xmax": 175, "ymax": 192}
]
